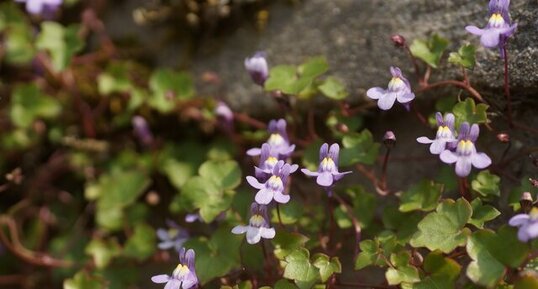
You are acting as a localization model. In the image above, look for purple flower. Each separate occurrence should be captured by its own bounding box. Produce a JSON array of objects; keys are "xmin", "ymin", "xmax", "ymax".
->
[
  {"xmin": 440, "ymin": 123, "xmax": 492, "ymax": 177},
  {"xmin": 417, "ymin": 112, "xmax": 458, "ymax": 154},
  {"xmin": 15, "ymin": 0, "xmax": 62, "ymax": 15},
  {"xmin": 231, "ymin": 203, "xmax": 276, "ymax": 244},
  {"xmin": 465, "ymin": 0, "xmax": 517, "ymax": 55},
  {"xmin": 215, "ymin": 101, "xmax": 234, "ymax": 130},
  {"xmin": 509, "ymin": 211, "xmax": 538, "ymax": 242},
  {"xmin": 246, "ymin": 160, "xmax": 297, "ymax": 205},
  {"xmin": 254, "ymin": 143, "xmax": 281, "ymax": 181},
  {"xmin": 156, "ymin": 221, "xmax": 189, "ymax": 252},
  {"xmin": 132, "ymin": 115, "xmax": 154, "ymax": 147},
  {"xmin": 247, "ymin": 119, "xmax": 295, "ymax": 158},
  {"xmin": 367, "ymin": 67, "xmax": 415, "ymax": 111},
  {"xmin": 245, "ymin": 52, "xmax": 269, "ymax": 86},
  {"xmin": 151, "ymin": 248, "xmax": 198, "ymax": 289},
  {"xmin": 301, "ymin": 143, "xmax": 351, "ymax": 188}
]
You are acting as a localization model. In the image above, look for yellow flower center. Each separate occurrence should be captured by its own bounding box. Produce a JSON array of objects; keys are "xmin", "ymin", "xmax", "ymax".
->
[
  {"xmin": 173, "ymin": 264, "xmax": 190, "ymax": 277},
  {"xmin": 457, "ymin": 140, "xmax": 474, "ymax": 155},
  {"xmin": 265, "ymin": 157, "xmax": 278, "ymax": 167},
  {"xmin": 388, "ymin": 77, "xmax": 404, "ymax": 91},
  {"xmin": 321, "ymin": 157, "xmax": 335, "ymax": 171},
  {"xmin": 488, "ymin": 13, "xmax": 505, "ymax": 27},
  {"xmin": 249, "ymin": 214, "xmax": 265, "ymax": 227},
  {"xmin": 268, "ymin": 134, "xmax": 284, "ymax": 145}
]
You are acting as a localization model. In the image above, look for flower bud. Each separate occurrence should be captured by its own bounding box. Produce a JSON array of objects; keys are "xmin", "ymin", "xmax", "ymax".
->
[
  {"xmin": 496, "ymin": 133, "xmax": 510, "ymax": 143},
  {"xmin": 520, "ymin": 192, "xmax": 534, "ymax": 213},
  {"xmin": 383, "ymin": 131, "xmax": 396, "ymax": 148},
  {"xmin": 391, "ymin": 34, "xmax": 407, "ymax": 48}
]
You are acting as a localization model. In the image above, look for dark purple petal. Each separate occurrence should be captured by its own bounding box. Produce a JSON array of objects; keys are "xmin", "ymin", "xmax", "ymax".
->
[
  {"xmin": 455, "ymin": 157, "xmax": 472, "ymax": 177},
  {"xmin": 458, "ymin": 123, "xmax": 470, "ymax": 139},
  {"xmin": 319, "ymin": 143, "xmax": 329, "ymax": 162},
  {"xmin": 471, "ymin": 152, "xmax": 492, "ymax": 169},
  {"xmin": 435, "ymin": 112, "xmax": 443, "ymax": 126},
  {"xmin": 328, "ymin": 143, "xmax": 340, "ymax": 166},
  {"xmin": 185, "ymin": 249, "xmax": 196, "ymax": 271}
]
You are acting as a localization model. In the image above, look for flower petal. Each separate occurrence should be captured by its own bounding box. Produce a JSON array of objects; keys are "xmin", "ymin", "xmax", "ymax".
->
[
  {"xmin": 524, "ymin": 222, "xmax": 538, "ymax": 240},
  {"xmin": 151, "ymin": 275, "xmax": 170, "ymax": 284},
  {"xmin": 273, "ymin": 191, "xmax": 290, "ymax": 204},
  {"xmin": 255, "ymin": 189, "xmax": 273, "ymax": 205},
  {"xmin": 316, "ymin": 172, "xmax": 334, "ymax": 187},
  {"xmin": 518, "ymin": 226, "xmax": 531, "ymax": 242},
  {"xmin": 246, "ymin": 148, "xmax": 261, "ymax": 156},
  {"xmin": 158, "ymin": 241, "xmax": 175, "ymax": 250},
  {"xmin": 455, "ymin": 157, "xmax": 472, "ymax": 177},
  {"xmin": 509, "ymin": 214, "xmax": 530, "ymax": 227},
  {"xmin": 246, "ymin": 227, "xmax": 262, "ymax": 244},
  {"xmin": 465, "ymin": 25, "xmax": 485, "ymax": 36},
  {"xmin": 301, "ymin": 168, "xmax": 319, "ymax": 177},
  {"xmin": 260, "ymin": 227, "xmax": 276, "ymax": 239},
  {"xmin": 157, "ymin": 228, "xmax": 170, "ymax": 241},
  {"xmin": 481, "ymin": 29, "xmax": 501, "ymax": 48},
  {"xmin": 430, "ymin": 140, "xmax": 447, "ymax": 155},
  {"xmin": 366, "ymin": 87, "xmax": 386, "ymax": 100},
  {"xmin": 416, "ymin": 136, "xmax": 434, "ymax": 144},
  {"xmin": 469, "ymin": 124, "xmax": 480, "ymax": 142},
  {"xmin": 440, "ymin": 150, "xmax": 458, "ymax": 164},
  {"xmin": 164, "ymin": 279, "xmax": 181, "ymax": 289},
  {"xmin": 471, "ymin": 152, "xmax": 491, "ymax": 169},
  {"xmin": 185, "ymin": 249, "xmax": 196, "ymax": 270},
  {"xmin": 182, "ymin": 274, "xmax": 198, "ymax": 289},
  {"xmin": 377, "ymin": 92, "xmax": 397, "ymax": 110},
  {"xmin": 397, "ymin": 92, "xmax": 415, "ymax": 104},
  {"xmin": 246, "ymin": 176, "xmax": 265, "ymax": 189}
]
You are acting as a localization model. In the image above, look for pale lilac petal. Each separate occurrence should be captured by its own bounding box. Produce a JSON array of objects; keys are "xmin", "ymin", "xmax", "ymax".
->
[
  {"xmin": 525, "ymin": 222, "xmax": 538, "ymax": 239},
  {"xmin": 151, "ymin": 275, "xmax": 170, "ymax": 283},
  {"xmin": 288, "ymin": 164, "xmax": 299, "ymax": 173},
  {"xmin": 518, "ymin": 227, "xmax": 531, "ymax": 242},
  {"xmin": 390, "ymin": 66, "xmax": 402, "ymax": 77},
  {"xmin": 509, "ymin": 214, "xmax": 530, "ymax": 227},
  {"xmin": 440, "ymin": 150, "xmax": 458, "ymax": 164},
  {"xmin": 255, "ymin": 189, "xmax": 273, "ymax": 205},
  {"xmin": 366, "ymin": 87, "xmax": 386, "ymax": 100},
  {"xmin": 333, "ymin": 171, "xmax": 352, "ymax": 181},
  {"xmin": 466, "ymin": 25, "xmax": 485, "ymax": 36},
  {"xmin": 260, "ymin": 227, "xmax": 276, "ymax": 239},
  {"xmin": 164, "ymin": 279, "xmax": 181, "ymax": 289},
  {"xmin": 430, "ymin": 139, "xmax": 447, "ymax": 154},
  {"xmin": 27, "ymin": 0, "xmax": 44, "ymax": 14},
  {"xmin": 246, "ymin": 227, "xmax": 262, "ymax": 244},
  {"xmin": 182, "ymin": 275, "xmax": 198, "ymax": 289},
  {"xmin": 481, "ymin": 30, "xmax": 501, "ymax": 48},
  {"xmin": 316, "ymin": 172, "xmax": 334, "ymax": 187},
  {"xmin": 246, "ymin": 176, "xmax": 265, "ymax": 189},
  {"xmin": 471, "ymin": 152, "xmax": 492, "ymax": 169},
  {"xmin": 301, "ymin": 168, "xmax": 319, "ymax": 177},
  {"xmin": 328, "ymin": 143, "xmax": 340, "ymax": 165},
  {"xmin": 445, "ymin": 113, "xmax": 455, "ymax": 129},
  {"xmin": 469, "ymin": 124, "xmax": 480, "ymax": 142},
  {"xmin": 185, "ymin": 249, "xmax": 195, "ymax": 270},
  {"xmin": 455, "ymin": 157, "xmax": 472, "ymax": 177},
  {"xmin": 273, "ymin": 191, "xmax": 290, "ymax": 204},
  {"xmin": 377, "ymin": 92, "xmax": 397, "ymax": 110},
  {"xmin": 397, "ymin": 92, "xmax": 415, "ymax": 104},
  {"xmin": 319, "ymin": 143, "xmax": 329, "ymax": 161},
  {"xmin": 158, "ymin": 241, "xmax": 175, "ymax": 250},
  {"xmin": 435, "ymin": 112, "xmax": 443, "ymax": 125},
  {"xmin": 416, "ymin": 136, "xmax": 434, "ymax": 144},
  {"xmin": 246, "ymin": 148, "xmax": 261, "ymax": 156},
  {"xmin": 157, "ymin": 229, "xmax": 170, "ymax": 241}
]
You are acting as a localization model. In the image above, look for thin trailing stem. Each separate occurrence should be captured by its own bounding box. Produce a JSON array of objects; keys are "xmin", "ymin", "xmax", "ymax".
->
[
  {"xmin": 379, "ymin": 146, "xmax": 392, "ymax": 192},
  {"xmin": 276, "ymin": 203, "xmax": 285, "ymax": 229},
  {"xmin": 332, "ymin": 194, "xmax": 361, "ymax": 260},
  {"xmin": 417, "ymin": 80, "xmax": 486, "ymax": 104},
  {"xmin": 458, "ymin": 177, "xmax": 472, "ymax": 201}
]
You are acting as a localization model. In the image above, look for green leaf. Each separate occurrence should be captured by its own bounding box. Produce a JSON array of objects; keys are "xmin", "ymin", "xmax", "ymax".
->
[
  {"xmin": 466, "ymin": 227, "xmax": 531, "ymax": 288},
  {"xmin": 94, "ymin": 169, "xmax": 151, "ymax": 209},
  {"xmin": 382, "ymin": 205, "xmax": 422, "ymax": 243},
  {"xmin": 272, "ymin": 231, "xmax": 309, "ymax": 260},
  {"xmin": 515, "ymin": 275, "xmax": 538, "ymax": 289},
  {"xmin": 161, "ymin": 159, "xmax": 197, "ymax": 188},
  {"xmin": 313, "ymin": 253, "xmax": 341, "ymax": 282},
  {"xmin": 508, "ymin": 177, "xmax": 538, "ymax": 211},
  {"xmin": 264, "ymin": 65, "xmax": 298, "ymax": 94},
  {"xmin": 122, "ymin": 223, "xmax": 156, "ymax": 261},
  {"xmin": 271, "ymin": 200, "xmax": 304, "ymax": 225},
  {"xmin": 0, "ymin": 3, "xmax": 36, "ymax": 64},
  {"xmin": 283, "ymin": 248, "xmax": 319, "ymax": 283},
  {"xmin": 36, "ymin": 22, "xmax": 84, "ymax": 71},
  {"xmin": 409, "ymin": 34, "xmax": 449, "ymax": 68},
  {"xmin": 471, "ymin": 170, "xmax": 501, "ymax": 198},
  {"xmin": 85, "ymin": 238, "xmax": 121, "ymax": 269},
  {"xmin": 410, "ymin": 198, "xmax": 472, "ymax": 253},
  {"xmin": 354, "ymin": 239, "xmax": 385, "ymax": 270},
  {"xmin": 64, "ymin": 271, "xmax": 104, "ymax": 289},
  {"xmin": 298, "ymin": 56, "xmax": 329, "ymax": 78},
  {"xmin": 452, "ymin": 98, "xmax": 489, "ymax": 127},
  {"xmin": 410, "ymin": 252, "xmax": 461, "ymax": 289},
  {"xmin": 468, "ymin": 199, "xmax": 500, "ymax": 229},
  {"xmin": 149, "ymin": 69, "xmax": 194, "ymax": 112},
  {"xmin": 385, "ymin": 251, "xmax": 420, "ymax": 285},
  {"xmin": 264, "ymin": 56, "xmax": 328, "ymax": 96},
  {"xmin": 198, "ymin": 160, "xmax": 242, "ymax": 190},
  {"xmin": 399, "ymin": 180, "xmax": 444, "ymax": 212},
  {"xmin": 275, "ymin": 280, "xmax": 299, "ymax": 289},
  {"xmin": 10, "ymin": 84, "xmax": 61, "ymax": 128},
  {"xmin": 301, "ymin": 139, "xmax": 324, "ymax": 172},
  {"xmin": 318, "ymin": 77, "xmax": 348, "ymax": 100},
  {"xmin": 340, "ymin": 130, "xmax": 380, "ymax": 166},
  {"xmin": 448, "ymin": 44, "xmax": 476, "ymax": 69},
  {"xmin": 347, "ymin": 186, "xmax": 376, "ymax": 228},
  {"xmin": 325, "ymin": 111, "xmax": 363, "ymax": 139}
]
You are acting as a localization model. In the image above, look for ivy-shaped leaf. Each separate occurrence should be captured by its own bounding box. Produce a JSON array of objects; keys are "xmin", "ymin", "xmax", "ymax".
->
[
  {"xmin": 64, "ymin": 271, "xmax": 104, "ymax": 289},
  {"xmin": 272, "ymin": 231, "xmax": 309, "ymax": 260},
  {"xmin": 399, "ymin": 180, "xmax": 444, "ymax": 212},
  {"xmin": 122, "ymin": 223, "xmax": 156, "ymax": 261},
  {"xmin": 198, "ymin": 160, "xmax": 242, "ymax": 190},
  {"xmin": 410, "ymin": 252, "xmax": 461, "ymax": 289},
  {"xmin": 10, "ymin": 84, "xmax": 61, "ymax": 128},
  {"xmin": 468, "ymin": 198, "xmax": 500, "ymax": 229},
  {"xmin": 452, "ymin": 98, "xmax": 489, "ymax": 127},
  {"xmin": 283, "ymin": 248, "xmax": 319, "ymax": 286},
  {"xmin": 385, "ymin": 251, "xmax": 420, "ymax": 285},
  {"xmin": 466, "ymin": 227, "xmax": 531, "ymax": 288},
  {"xmin": 318, "ymin": 77, "xmax": 348, "ymax": 100},
  {"xmin": 410, "ymin": 34, "xmax": 449, "ymax": 68},
  {"xmin": 340, "ymin": 130, "xmax": 380, "ymax": 166},
  {"xmin": 312, "ymin": 253, "xmax": 341, "ymax": 282},
  {"xmin": 448, "ymin": 44, "xmax": 476, "ymax": 69},
  {"xmin": 410, "ymin": 198, "xmax": 472, "ymax": 253},
  {"xmin": 471, "ymin": 170, "xmax": 501, "ymax": 198},
  {"xmin": 148, "ymin": 69, "xmax": 194, "ymax": 113},
  {"xmin": 84, "ymin": 238, "xmax": 121, "ymax": 269},
  {"xmin": 264, "ymin": 56, "xmax": 328, "ymax": 96},
  {"xmin": 36, "ymin": 22, "xmax": 84, "ymax": 71}
]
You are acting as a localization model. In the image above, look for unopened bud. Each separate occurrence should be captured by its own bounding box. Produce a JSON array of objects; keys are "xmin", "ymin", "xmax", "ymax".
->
[
  {"xmin": 520, "ymin": 192, "xmax": 534, "ymax": 213},
  {"xmin": 336, "ymin": 123, "xmax": 349, "ymax": 133},
  {"xmin": 530, "ymin": 178, "xmax": 538, "ymax": 188},
  {"xmin": 410, "ymin": 251, "xmax": 423, "ymax": 267},
  {"xmin": 496, "ymin": 133, "xmax": 510, "ymax": 143},
  {"xmin": 383, "ymin": 131, "xmax": 396, "ymax": 148},
  {"xmin": 391, "ymin": 34, "xmax": 407, "ymax": 48}
]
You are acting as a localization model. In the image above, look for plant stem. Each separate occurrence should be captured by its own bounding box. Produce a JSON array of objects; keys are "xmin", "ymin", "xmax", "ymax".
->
[
  {"xmin": 502, "ymin": 46, "xmax": 513, "ymax": 127},
  {"xmin": 276, "ymin": 203, "xmax": 285, "ymax": 229},
  {"xmin": 458, "ymin": 177, "xmax": 472, "ymax": 201},
  {"xmin": 380, "ymin": 146, "xmax": 392, "ymax": 192},
  {"xmin": 417, "ymin": 80, "xmax": 486, "ymax": 104},
  {"xmin": 332, "ymin": 194, "xmax": 361, "ymax": 259}
]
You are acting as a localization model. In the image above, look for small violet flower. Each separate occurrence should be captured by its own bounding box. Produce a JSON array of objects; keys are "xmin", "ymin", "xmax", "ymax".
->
[
  {"xmin": 156, "ymin": 221, "xmax": 189, "ymax": 252},
  {"xmin": 15, "ymin": 0, "xmax": 62, "ymax": 16},
  {"xmin": 367, "ymin": 66, "xmax": 415, "ymax": 111},
  {"xmin": 132, "ymin": 115, "xmax": 154, "ymax": 147},
  {"xmin": 416, "ymin": 112, "xmax": 457, "ymax": 154},
  {"xmin": 254, "ymin": 143, "xmax": 280, "ymax": 181},
  {"xmin": 440, "ymin": 122, "xmax": 492, "ymax": 177},
  {"xmin": 301, "ymin": 143, "xmax": 351, "ymax": 188},
  {"xmin": 245, "ymin": 52, "xmax": 269, "ymax": 86},
  {"xmin": 246, "ymin": 160, "xmax": 297, "ymax": 205},
  {"xmin": 509, "ymin": 210, "xmax": 538, "ymax": 242},
  {"xmin": 247, "ymin": 119, "xmax": 295, "ymax": 158},
  {"xmin": 465, "ymin": 0, "xmax": 517, "ymax": 55},
  {"xmin": 231, "ymin": 203, "xmax": 276, "ymax": 244},
  {"xmin": 215, "ymin": 101, "xmax": 234, "ymax": 130},
  {"xmin": 151, "ymin": 248, "xmax": 198, "ymax": 289}
]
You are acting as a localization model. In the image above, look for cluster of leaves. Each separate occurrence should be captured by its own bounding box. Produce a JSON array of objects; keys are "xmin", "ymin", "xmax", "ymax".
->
[{"xmin": 0, "ymin": 2, "xmax": 537, "ymax": 289}]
